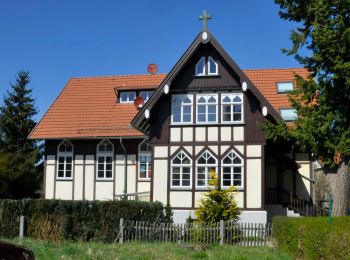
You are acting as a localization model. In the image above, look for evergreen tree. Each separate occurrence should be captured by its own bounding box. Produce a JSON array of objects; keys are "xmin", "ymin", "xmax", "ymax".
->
[
  {"xmin": 0, "ymin": 71, "xmax": 41, "ymax": 199},
  {"xmin": 261, "ymin": 1, "xmax": 350, "ymax": 215}
]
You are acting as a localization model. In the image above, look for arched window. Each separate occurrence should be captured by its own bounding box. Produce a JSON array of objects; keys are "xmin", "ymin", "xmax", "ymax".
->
[
  {"xmin": 196, "ymin": 150, "xmax": 217, "ymax": 188},
  {"xmin": 57, "ymin": 140, "xmax": 73, "ymax": 180},
  {"xmin": 138, "ymin": 139, "xmax": 152, "ymax": 179},
  {"xmin": 221, "ymin": 149, "xmax": 243, "ymax": 188},
  {"xmin": 221, "ymin": 93, "xmax": 244, "ymax": 123},
  {"xmin": 171, "ymin": 150, "xmax": 192, "ymax": 188},
  {"xmin": 96, "ymin": 139, "xmax": 114, "ymax": 180}
]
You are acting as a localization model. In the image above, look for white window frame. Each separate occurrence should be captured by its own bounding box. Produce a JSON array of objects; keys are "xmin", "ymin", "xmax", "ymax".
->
[
  {"xmin": 280, "ymin": 108, "xmax": 297, "ymax": 121},
  {"xmin": 57, "ymin": 140, "xmax": 74, "ymax": 180},
  {"xmin": 140, "ymin": 91, "xmax": 154, "ymax": 102},
  {"xmin": 195, "ymin": 57, "xmax": 206, "ymax": 76},
  {"xmin": 196, "ymin": 150, "xmax": 218, "ymax": 189},
  {"xmin": 208, "ymin": 56, "xmax": 218, "ymax": 75},
  {"xmin": 138, "ymin": 139, "xmax": 152, "ymax": 180},
  {"xmin": 96, "ymin": 139, "xmax": 114, "ymax": 180},
  {"xmin": 171, "ymin": 150, "xmax": 192, "ymax": 189},
  {"xmin": 221, "ymin": 93, "xmax": 244, "ymax": 124},
  {"xmin": 221, "ymin": 149, "xmax": 244, "ymax": 189},
  {"xmin": 119, "ymin": 91, "xmax": 136, "ymax": 103},
  {"xmin": 196, "ymin": 94, "xmax": 218, "ymax": 124},
  {"xmin": 276, "ymin": 82, "xmax": 294, "ymax": 93},
  {"xmin": 171, "ymin": 94, "xmax": 193, "ymax": 124}
]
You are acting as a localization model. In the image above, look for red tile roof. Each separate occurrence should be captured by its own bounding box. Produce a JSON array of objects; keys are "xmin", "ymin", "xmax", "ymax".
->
[{"xmin": 29, "ymin": 68, "xmax": 309, "ymax": 139}]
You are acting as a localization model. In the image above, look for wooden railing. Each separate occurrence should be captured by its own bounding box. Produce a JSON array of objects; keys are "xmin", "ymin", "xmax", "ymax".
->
[
  {"xmin": 266, "ymin": 188, "xmax": 328, "ymax": 217},
  {"xmin": 115, "ymin": 191, "xmax": 150, "ymax": 201}
]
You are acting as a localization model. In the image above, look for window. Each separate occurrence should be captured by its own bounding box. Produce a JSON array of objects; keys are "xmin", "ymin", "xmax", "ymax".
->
[
  {"xmin": 277, "ymin": 82, "xmax": 294, "ymax": 93},
  {"xmin": 197, "ymin": 94, "xmax": 218, "ymax": 123},
  {"xmin": 138, "ymin": 139, "xmax": 152, "ymax": 179},
  {"xmin": 96, "ymin": 139, "xmax": 114, "ymax": 180},
  {"xmin": 120, "ymin": 91, "xmax": 136, "ymax": 103},
  {"xmin": 195, "ymin": 57, "xmax": 206, "ymax": 76},
  {"xmin": 221, "ymin": 150, "xmax": 243, "ymax": 188},
  {"xmin": 196, "ymin": 150, "xmax": 217, "ymax": 188},
  {"xmin": 208, "ymin": 56, "xmax": 218, "ymax": 75},
  {"xmin": 171, "ymin": 150, "xmax": 192, "ymax": 188},
  {"xmin": 57, "ymin": 140, "xmax": 73, "ymax": 180},
  {"xmin": 195, "ymin": 56, "xmax": 218, "ymax": 76},
  {"xmin": 171, "ymin": 94, "xmax": 193, "ymax": 124},
  {"xmin": 221, "ymin": 93, "xmax": 244, "ymax": 123},
  {"xmin": 140, "ymin": 91, "xmax": 154, "ymax": 102},
  {"xmin": 280, "ymin": 108, "xmax": 297, "ymax": 121}
]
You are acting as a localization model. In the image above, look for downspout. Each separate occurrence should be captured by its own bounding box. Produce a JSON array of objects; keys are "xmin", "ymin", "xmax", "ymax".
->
[{"xmin": 119, "ymin": 137, "xmax": 127, "ymax": 197}]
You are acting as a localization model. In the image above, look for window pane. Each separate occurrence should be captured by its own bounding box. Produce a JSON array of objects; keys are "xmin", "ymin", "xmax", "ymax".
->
[
  {"xmin": 98, "ymin": 157, "xmax": 104, "ymax": 163},
  {"xmin": 208, "ymin": 114, "xmax": 216, "ymax": 122},
  {"xmin": 197, "ymin": 114, "xmax": 206, "ymax": 122},
  {"xmin": 120, "ymin": 92, "xmax": 128, "ymax": 101},
  {"xmin": 234, "ymin": 167, "xmax": 242, "ymax": 173},
  {"xmin": 223, "ymin": 157, "xmax": 232, "ymax": 165},
  {"xmin": 98, "ymin": 170, "xmax": 104, "ymax": 178},
  {"xmin": 198, "ymin": 97, "xmax": 206, "ymax": 103},
  {"xmin": 58, "ymin": 157, "xmax": 65, "ymax": 163},
  {"xmin": 233, "ymin": 105, "xmax": 241, "ymax": 112},
  {"xmin": 233, "ymin": 96, "xmax": 242, "ymax": 102},
  {"xmin": 208, "ymin": 105, "xmax": 216, "ymax": 113},
  {"xmin": 182, "ymin": 180, "xmax": 190, "ymax": 186},
  {"xmin": 277, "ymin": 82, "xmax": 294, "ymax": 93},
  {"xmin": 280, "ymin": 109, "xmax": 297, "ymax": 121},
  {"xmin": 66, "ymin": 170, "xmax": 72, "ymax": 178},
  {"xmin": 106, "ymin": 164, "xmax": 112, "ymax": 171},
  {"xmin": 223, "ymin": 96, "xmax": 231, "ymax": 103},
  {"xmin": 233, "ymin": 114, "xmax": 242, "ymax": 121},
  {"xmin": 196, "ymin": 58, "xmax": 205, "ymax": 75},
  {"xmin": 234, "ymin": 180, "xmax": 242, "ymax": 186},
  {"xmin": 106, "ymin": 156, "xmax": 112, "ymax": 163},
  {"xmin": 183, "ymin": 106, "xmax": 191, "ymax": 114},
  {"xmin": 106, "ymin": 143, "xmax": 113, "ymax": 152},
  {"xmin": 183, "ymin": 97, "xmax": 192, "ymax": 104},
  {"xmin": 182, "ymin": 166, "xmax": 190, "ymax": 173},
  {"xmin": 65, "ymin": 144, "xmax": 73, "ymax": 152},
  {"xmin": 98, "ymin": 164, "xmax": 104, "ymax": 171},
  {"xmin": 183, "ymin": 114, "xmax": 191, "ymax": 122},
  {"xmin": 106, "ymin": 171, "xmax": 112, "ymax": 178},
  {"xmin": 173, "ymin": 114, "xmax": 181, "ymax": 122},
  {"xmin": 209, "ymin": 58, "xmax": 217, "ymax": 74},
  {"xmin": 129, "ymin": 92, "xmax": 136, "ymax": 101},
  {"xmin": 172, "ymin": 180, "xmax": 180, "ymax": 186},
  {"xmin": 198, "ymin": 105, "xmax": 206, "ymax": 114},
  {"xmin": 172, "ymin": 167, "xmax": 180, "ymax": 173},
  {"xmin": 66, "ymin": 163, "xmax": 72, "ymax": 171},
  {"xmin": 223, "ymin": 180, "xmax": 231, "ymax": 186},
  {"xmin": 232, "ymin": 157, "xmax": 242, "ymax": 164},
  {"xmin": 208, "ymin": 96, "xmax": 216, "ymax": 103},
  {"xmin": 223, "ymin": 113, "xmax": 231, "ymax": 122}
]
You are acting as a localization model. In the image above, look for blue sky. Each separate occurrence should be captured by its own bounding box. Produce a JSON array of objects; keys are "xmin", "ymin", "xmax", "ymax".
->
[{"xmin": 0, "ymin": 1, "xmax": 300, "ymax": 120}]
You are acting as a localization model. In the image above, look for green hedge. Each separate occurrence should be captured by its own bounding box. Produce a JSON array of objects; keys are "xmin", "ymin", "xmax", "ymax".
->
[
  {"xmin": 0, "ymin": 199, "xmax": 164, "ymax": 242},
  {"xmin": 273, "ymin": 216, "xmax": 350, "ymax": 259}
]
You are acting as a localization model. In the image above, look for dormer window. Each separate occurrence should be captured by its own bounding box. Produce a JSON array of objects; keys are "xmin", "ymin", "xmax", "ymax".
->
[
  {"xmin": 280, "ymin": 108, "xmax": 297, "ymax": 121},
  {"xmin": 140, "ymin": 91, "xmax": 154, "ymax": 102},
  {"xmin": 120, "ymin": 91, "xmax": 136, "ymax": 103},
  {"xmin": 277, "ymin": 82, "xmax": 294, "ymax": 93},
  {"xmin": 195, "ymin": 56, "xmax": 218, "ymax": 76},
  {"xmin": 195, "ymin": 57, "xmax": 206, "ymax": 76},
  {"xmin": 208, "ymin": 56, "xmax": 218, "ymax": 75}
]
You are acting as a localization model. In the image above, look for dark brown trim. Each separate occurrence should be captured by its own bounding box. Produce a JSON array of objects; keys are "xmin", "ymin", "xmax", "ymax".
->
[
  {"xmin": 72, "ymin": 152, "xmax": 75, "ymax": 200},
  {"xmin": 167, "ymin": 145, "xmax": 171, "ymax": 206},
  {"xmin": 93, "ymin": 156, "xmax": 96, "ymax": 201},
  {"xmin": 150, "ymin": 145, "xmax": 154, "ymax": 201},
  {"xmin": 292, "ymin": 151, "xmax": 296, "ymax": 195},
  {"xmin": 309, "ymin": 153, "xmax": 313, "ymax": 203},
  {"xmin": 261, "ymin": 145, "xmax": 265, "ymax": 210},
  {"xmin": 243, "ymin": 144, "xmax": 247, "ymax": 209},
  {"xmin": 168, "ymin": 141, "xmax": 246, "ymax": 146}
]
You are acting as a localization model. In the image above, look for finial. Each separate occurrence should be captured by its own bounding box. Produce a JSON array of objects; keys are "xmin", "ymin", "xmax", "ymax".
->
[{"xmin": 199, "ymin": 10, "xmax": 212, "ymax": 31}]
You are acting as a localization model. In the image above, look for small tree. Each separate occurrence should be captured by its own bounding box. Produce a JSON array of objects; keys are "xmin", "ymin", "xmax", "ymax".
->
[{"xmin": 195, "ymin": 169, "xmax": 240, "ymax": 223}]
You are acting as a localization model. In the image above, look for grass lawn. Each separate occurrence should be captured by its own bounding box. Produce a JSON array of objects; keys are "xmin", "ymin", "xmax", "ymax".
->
[{"xmin": 2, "ymin": 238, "xmax": 290, "ymax": 260}]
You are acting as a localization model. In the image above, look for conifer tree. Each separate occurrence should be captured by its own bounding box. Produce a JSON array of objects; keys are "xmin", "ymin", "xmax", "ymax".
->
[
  {"xmin": 0, "ymin": 71, "xmax": 41, "ymax": 198},
  {"xmin": 262, "ymin": 1, "xmax": 350, "ymax": 215}
]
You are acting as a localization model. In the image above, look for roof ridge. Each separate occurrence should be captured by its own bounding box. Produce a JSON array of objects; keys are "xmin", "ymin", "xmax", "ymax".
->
[
  {"xmin": 71, "ymin": 73, "xmax": 168, "ymax": 80},
  {"xmin": 243, "ymin": 67, "xmax": 307, "ymax": 71}
]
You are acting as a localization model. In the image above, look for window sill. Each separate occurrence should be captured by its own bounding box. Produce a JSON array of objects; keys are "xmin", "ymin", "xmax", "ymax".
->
[
  {"xmin": 170, "ymin": 187, "xmax": 192, "ymax": 191},
  {"xmin": 56, "ymin": 178, "xmax": 73, "ymax": 181},
  {"xmin": 193, "ymin": 74, "xmax": 221, "ymax": 78},
  {"xmin": 138, "ymin": 178, "xmax": 151, "ymax": 182},
  {"xmin": 96, "ymin": 178, "xmax": 114, "ymax": 182}
]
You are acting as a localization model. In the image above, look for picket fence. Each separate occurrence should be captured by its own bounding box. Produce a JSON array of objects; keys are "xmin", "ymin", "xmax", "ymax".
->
[{"xmin": 118, "ymin": 219, "xmax": 272, "ymax": 247}]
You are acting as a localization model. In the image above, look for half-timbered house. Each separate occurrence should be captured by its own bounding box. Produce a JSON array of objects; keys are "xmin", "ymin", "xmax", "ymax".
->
[{"xmin": 29, "ymin": 23, "xmax": 313, "ymax": 223}]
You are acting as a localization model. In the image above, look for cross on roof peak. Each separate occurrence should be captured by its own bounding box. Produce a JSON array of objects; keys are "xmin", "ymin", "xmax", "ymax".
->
[{"xmin": 199, "ymin": 10, "xmax": 212, "ymax": 31}]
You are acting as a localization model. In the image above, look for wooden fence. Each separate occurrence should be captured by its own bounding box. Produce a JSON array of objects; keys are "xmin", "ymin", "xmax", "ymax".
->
[{"xmin": 119, "ymin": 219, "xmax": 272, "ymax": 246}]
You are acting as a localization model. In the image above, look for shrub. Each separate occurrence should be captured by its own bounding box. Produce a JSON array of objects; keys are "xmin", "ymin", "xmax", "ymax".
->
[
  {"xmin": 273, "ymin": 216, "xmax": 350, "ymax": 259},
  {"xmin": 0, "ymin": 199, "xmax": 164, "ymax": 242},
  {"xmin": 195, "ymin": 170, "xmax": 240, "ymax": 223}
]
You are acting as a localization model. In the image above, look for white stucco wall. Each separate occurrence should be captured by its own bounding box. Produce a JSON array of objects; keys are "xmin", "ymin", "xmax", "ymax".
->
[
  {"xmin": 154, "ymin": 146, "xmax": 168, "ymax": 158},
  {"xmin": 153, "ymin": 159, "xmax": 168, "ymax": 205},
  {"xmin": 170, "ymin": 191, "xmax": 192, "ymax": 207},
  {"xmin": 55, "ymin": 181, "xmax": 73, "ymax": 200},
  {"xmin": 207, "ymin": 127, "xmax": 218, "ymax": 141},
  {"xmin": 246, "ymin": 159, "xmax": 262, "ymax": 208},
  {"xmin": 84, "ymin": 156, "xmax": 95, "ymax": 201},
  {"xmin": 195, "ymin": 127, "xmax": 206, "ymax": 142},
  {"xmin": 95, "ymin": 182, "xmax": 114, "ymax": 200},
  {"xmin": 233, "ymin": 126, "xmax": 244, "ymax": 141},
  {"xmin": 220, "ymin": 127, "xmax": 232, "ymax": 141},
  {"xmin": 170, "ymin": 128, "xmax": 181, "ymax": 142},
  {"xmin": 182, "ymin": 127, "xmax": 193, "ymax": 142},
  {"xmin": 45, "ymin": 155, "xmax": 55, "ymax": 199},
  {"xmin": 74, "ymin": 160, "xmax": 83, "ymax": 200}
]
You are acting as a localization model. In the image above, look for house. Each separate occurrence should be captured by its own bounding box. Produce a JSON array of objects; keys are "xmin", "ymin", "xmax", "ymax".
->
[{"xmin": 29, "ymin": 18, "xmax": 313, "ymax": 223}]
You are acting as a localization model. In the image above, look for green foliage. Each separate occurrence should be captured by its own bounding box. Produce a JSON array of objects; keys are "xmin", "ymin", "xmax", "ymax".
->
[
  {"xmin": 273, "ymin": 216, "xmax": 350, "ymax": 259},
  {"xmin": 164, "ymin": 203, "xmax": 174, "ymax": 222},
  {"xmin": 0, "ymin": 199, "xmax": 164, "ymax": 242},
  {"xmin": 195, "ymin": 171, "xmax": 240, "ymax": 223},
  {"xmin": 0, "ymin": 71, "xmax": 42, "ymax": 199},
  {"xmin": 265, "ymin": 1, "xmax": 350, "ymax": 162}
]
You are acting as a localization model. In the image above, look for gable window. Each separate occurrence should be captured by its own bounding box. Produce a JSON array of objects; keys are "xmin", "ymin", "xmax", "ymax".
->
[
  {"xmin": 120, "ymin": 91, "xmax": 136, "ymax": 103},
  {"xmin": 196, "ymin": 150, "xmax": 217, "ymax": 188},
  {"xmin": 57, "ymin": 140, "xmax": 73, "ymax": 180},
  {"xmin": 140, "ymin": 91, "xmax": 154, "ymax": 102},
  {"xmin": 171, "ymin": 150, "xmax": 192, "ymax": 188},
  {"xmin": 221, "ymin": 150, "xmax": 243, "ymax": 189},
  {"xmin": 197, "ymin": 94, "xmax": 218, "ymax": 123},
  {"xmin": 195, "ymin": 57, "xmax": 206, "ymax": 76},
  {"xmin": 171, "ymin": 94, "xmax": 193, "ymax": 124},
  {"xmin": 96, "ymin": 139, "xmax": 114, "ymax": 180},
  {"xmin": 277, "ymin": 82, "xmax": 294, "ymax": 93},
  {"xmin": 208, "ymin": 56, "xmax": 218, "ymax": 75},
  {"xmin": 221, "ymin": 93, "xmax": 244, "ymax": 123},
  {"xmin": 280, "ymin": 108, "xmax": 297, "ymax": 121},
  {"xmin": 138, "ymin": 139, "xmax": 152, "ymax": 180}
]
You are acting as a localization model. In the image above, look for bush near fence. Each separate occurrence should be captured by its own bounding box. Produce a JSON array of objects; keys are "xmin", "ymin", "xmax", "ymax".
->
[
  {"xmin": 0, "ymin": 199, "xmax": 164, "ymax": 242},
  {"xmin": 273, "ymin": 216, "xmax": 350, "ymax": 259}
]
